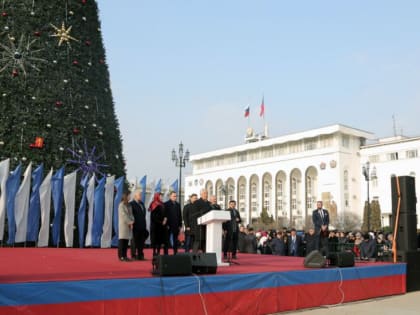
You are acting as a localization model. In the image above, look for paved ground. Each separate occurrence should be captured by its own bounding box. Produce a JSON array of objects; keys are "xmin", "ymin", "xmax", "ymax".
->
[{"xmin": 276, "ymin": 291, "xmax": 420, "ymax": 315}]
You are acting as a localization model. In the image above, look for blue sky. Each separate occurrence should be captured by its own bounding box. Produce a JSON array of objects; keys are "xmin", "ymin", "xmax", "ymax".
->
[{"xmin": 98, "ymin": 1, "xmax": 420, "ymax": 184}]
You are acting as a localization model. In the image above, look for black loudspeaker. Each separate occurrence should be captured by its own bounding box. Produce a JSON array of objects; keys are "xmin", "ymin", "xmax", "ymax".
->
[
  {"xmin": 396, "ymin": 250, "xmax": 420, "ymax": 292},
  {"xmin": 152, "ymin": 255, "xmax": 192, "ymax": 276},
  {"xmin": 395, "ymin": 213, "xmax": 418, "ymax": 252},
  {"xmin": 304, "ymin": 250, "xmax": 326, "ymax": 268},
  {"xmin": 189, "ymin": 253, "xmax": 218, "ymax": 274},
  {"xmin": 391, "ymin": 176, "xmax": 417, "ymax": 214},
  {"xmin": 328, "ymin": 252, "xmax": 355, "ymax": 267}
]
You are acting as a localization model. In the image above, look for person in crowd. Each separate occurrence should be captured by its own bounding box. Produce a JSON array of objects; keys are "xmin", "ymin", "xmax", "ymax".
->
[
  {"xmin": 271, "ymin": 231, "xmax": 287, "ymax": 256},
  {"xmin": 209, "ymin": 195, "xmax": 221, "ymax": 210},
  {"xmin": 238, "ymin": 225, "xmax": 247, "ymax": 253},
  {"xmin": 312, "ymin": 201, "xmax": 330, "ymax": 235},
  {"xmin": 360, "ymin": 233, "xmax": 377, "ymax": 260},
  {"xmin": 288, "ymin": 228, "xmax": 302, "ymax": 257},
  {"xmin": 328, "ymin": 230, "xmax": 339, "ymax": 253},
  {"xmin": 222, "ymin": 200, "xmax": 242, "ymax": 259},
  {"xmin": 164, "ymin": 191, "xmax": 182, "ymax": 255},
  {"xmin": 243, "ymin": 227, "xmax": 258, "ymax": 253},
  {"xmin": 129, "ymin": 190, "xmax": 148, "ymax": 260},
  {"xmin": 190, "ymin": 189, "xmax": 212, "ymax": 253},
  {"xmin": 149, "ymin": 192, "xmax": 168, "ymax": 256},
  {"xmin": 182, "ymin": 193, "xmax": 197, "ymax": 252},
  {"xmin": 118, "ymin": 192, "xmax": 134, "ymax": 262},
  {"xmin": 337, "ymin": 231, "xmax": 347, "ymax": 252},
  {"xmin": 353, "ymin": 232, "xmax": 363, "ymax": 258},
  {"xmin": 376, "ymin": 232, "xmax": 386, "ymax": 261},
  {"xmin": 318, "ymin": 225, "xmax": 330, "ymax": 257},
  {"xmin": 384, "ymin": 233, "xmax": 393, "ymax": 254},
  {"xmin": 304, "ymin": 228, "xmax": 318, "ymax": 255}
]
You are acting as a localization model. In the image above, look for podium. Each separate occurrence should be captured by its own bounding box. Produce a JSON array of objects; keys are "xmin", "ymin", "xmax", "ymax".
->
[{"xmin": 197, "ymin": 210, "xmax": 230, "ymax": 266}]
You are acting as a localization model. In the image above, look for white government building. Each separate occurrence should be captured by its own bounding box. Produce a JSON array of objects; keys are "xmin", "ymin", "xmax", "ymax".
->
[{"xmin": 185, "ymin": 124, "xmax": 420, "ymax": 229}]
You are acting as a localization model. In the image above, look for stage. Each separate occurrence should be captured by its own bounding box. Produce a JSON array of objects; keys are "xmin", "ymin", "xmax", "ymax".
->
[{"xmin": 0, "ymin": 248, "xmax": 406, "ymax": 315}]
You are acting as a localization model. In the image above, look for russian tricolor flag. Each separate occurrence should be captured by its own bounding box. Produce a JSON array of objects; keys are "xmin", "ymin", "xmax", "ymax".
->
[{"xmin": 244, "ymin": 105, "xmax": 250, "ymax": 118}]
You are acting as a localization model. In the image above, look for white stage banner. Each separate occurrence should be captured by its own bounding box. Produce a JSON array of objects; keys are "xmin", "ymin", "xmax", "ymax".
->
[
  {"xmin": 101, "ymin": 175, "xmax": 115, "ymax": 248},
  {"xmin": 63, "ymin": 171, "xmax": 77, "ymax": 247},
  {"xmin": 14, "ymin": 163, "xmax": 32, "ymax": 243},
  {"xmin": 38, "ymin": 169, "xmax": 53, "ymax": 247},
  {"xmin": 84, "ymin": 175, "xmax": 95, "ymax": 247}
]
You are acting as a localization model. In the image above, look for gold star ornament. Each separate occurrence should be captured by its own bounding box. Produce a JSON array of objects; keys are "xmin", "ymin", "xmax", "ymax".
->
[{"xmin": 50, "ymin": 22, "xmax": 79, "ymax": 47}]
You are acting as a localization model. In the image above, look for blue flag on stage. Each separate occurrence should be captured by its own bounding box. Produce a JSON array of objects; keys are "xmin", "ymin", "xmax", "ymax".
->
[
  {"xmin": 154, "ymin": 179, "xmax": 162, "ymax": 193},
  {"xmin": 139, "ymin": 175, "xmax": 147, "ymax": 202},
  {"xmin": 6, "ymin": 164, "xmax": 22, "ymax": 245},
  {"xmin": 92, "ymin": 177, "xmax": 106, "ymax": 247},
  {"xmin": 111, "ymin": 176, "xmax": 125, "ymax": 247},
  {"xmin": 26, "ymin": 164, "xmax": 44, "ymax": 242},
  {"xmin": 171, "ymin": 179, "xmax": 178, "ymax": 194},
  {"xmin": 78, "ymin": 175, "xmax": 89, "ymax": 248},
  {"xmin": 51, "ymin": 167, "xmax": 65, "ymax": 246}
]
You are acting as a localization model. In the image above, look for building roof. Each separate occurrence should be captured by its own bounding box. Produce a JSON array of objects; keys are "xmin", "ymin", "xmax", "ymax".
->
[
  {"xmin": 191, "ymin": 124, "xmax": 374, "ymax": 161},
  {"xmin": 361, "ymin": 135, "xmax": 420, "ymax": 149}
]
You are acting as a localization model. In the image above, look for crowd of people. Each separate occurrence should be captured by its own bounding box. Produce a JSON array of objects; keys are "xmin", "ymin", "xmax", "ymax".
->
[{"xmin": 117, "ymin": 191, "xmax": 400, "ymax": 263}]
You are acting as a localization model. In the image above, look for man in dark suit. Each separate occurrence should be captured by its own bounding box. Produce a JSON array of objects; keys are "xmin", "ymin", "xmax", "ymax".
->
[
  {"xmin": 312, "ymin": 201, "xmax": 330, "ymax": 234},
  {"xmin": 182, "ymin": 193, "xmax": 198, "ymax": 252},
  {"xmin": 222, "ymin": 200, "xmax": 242, "ymax": 260},
  {"xmin": 164, "ymin": 191, "xmax": 182, "ymax": 255},
  {"xmin": 190, "ymin": 189, "xmax": 211, "ymax": 253},
  {"xmin": 130, "ymin": 190, "xmax": 148, "ymax": 260},
  {"xmin": 287, "ymin": 228, "xmax": 302, "ymax": 256}
]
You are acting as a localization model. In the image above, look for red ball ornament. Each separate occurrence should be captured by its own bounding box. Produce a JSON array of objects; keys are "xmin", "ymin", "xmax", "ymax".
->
[
  {"xmin": 99, "ymin": 58, "xmax": 105, "ymax": 64},
  {"xmin": 55, "ymin": 101, "xmax": 63, "ymax": 107},
  {"xmin": 85, "ymin": 40, "xmax": 91, "ymax": 46},
  {"xmin": 72, "ymin": 60, "xmax": 79, "ymax": 65},
  {"xmin": 34, "ymin": 31, "xmax": 41, "ymax": 37},
  {"xmin": 82, "ymin": 0, "xmax": 87, "ymax": 4},
  {"xmin": 72, "ymin": 127, "xmax": 80, "ymax": 135},
  {"xmin": 12, "ymin": 69, "xmax": 18, "ymax": 77},
  {"xmin": 2, "ymin": 12, "xmax": 7, "ymax": 17}
]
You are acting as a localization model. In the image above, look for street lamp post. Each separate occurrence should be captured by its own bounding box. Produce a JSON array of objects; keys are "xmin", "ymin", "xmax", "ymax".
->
[
  {"xmin": 171, "ymin": 142, "xmax": 189, "ymax": 204},
  {"xmin": 362, "ymin": 161, "xmax": 371, "ymax": 232}
]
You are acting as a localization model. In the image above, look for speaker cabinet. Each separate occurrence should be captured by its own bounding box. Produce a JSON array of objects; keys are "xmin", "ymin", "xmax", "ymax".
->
[
  {"xmin": 328, "ymin": 252, "xmax": 355, "ymax": 267},
  {"xmin": 189, "ymin": 253, "xmax": 218, "ymax": 274},
  {"xmin": 396, "ymin": 250, "xmax": 420, "ymax": 292},
  {"xmin": 304, "ymin": 250, "xmax": 326, "ymax": 268},
  {"xmin": 391, "ymin": 176, "xmax": 417, "ymax": 214},
  {"xmin": 394, "ymin": 213, "xmax": 418, "ymax": 251},
  {"xmin": 152, "ymin": 255, "xmax": 192, "ymax": 276}
]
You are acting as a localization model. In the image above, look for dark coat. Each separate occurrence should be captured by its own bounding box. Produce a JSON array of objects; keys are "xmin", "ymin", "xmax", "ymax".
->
[
  {"xmin": 222, "ymin": 208, "xmax": 242, "ymax": 234},
  {"xmin": 164, "ymin": 200, "xmax": 182, "ymax": 232},
  {"xmin": 271, "ymin": 237, "xmax": 287, "ymax": 256},
  {"xmin": 149, "ymin": 204, "xmax": 168, "ymax": 247},
  {"xmin": 312, "ymin": 208, "xmax": 330, "ymax": 232},
  {"xmin": 182, "ymin": 202, "xmax": 193, "ymax": 235},
  {"xmin": 129, "ymin": 200, "xmax": 147, "ymax": 233},
  {"xmin": 243, "ymin": 233, "xmax": 258, "ymax": 254},
  {"xmin": 304, "ymin": 233, "xmax": 318, "ymax": 255},
  {"xmin": 190, "ymin": 198, "xmax": 211, "ymax": 241},
  {"xmin": 210, "ymin": 203, "xmax": 221, "ymax": 210},
  {"xmin": 360, "ymin": 239, "xmax": 377, "ymax": 259}
]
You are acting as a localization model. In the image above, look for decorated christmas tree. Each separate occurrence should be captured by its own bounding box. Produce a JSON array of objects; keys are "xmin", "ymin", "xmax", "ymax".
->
[{"xmin": 0, "ymin": 0, "xmax": 125, "ymax": 177}]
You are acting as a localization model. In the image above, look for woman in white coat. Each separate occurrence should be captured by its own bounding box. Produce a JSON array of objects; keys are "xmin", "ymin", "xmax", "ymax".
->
[{"xmin": 118, "ymin": 192, "xmax": 134, "ymax": 261}]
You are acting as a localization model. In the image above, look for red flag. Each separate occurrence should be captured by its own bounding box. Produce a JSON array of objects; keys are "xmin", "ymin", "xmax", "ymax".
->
[
  {"xmin": 260, "ymin": 97, "xmax": 265, "ymax": 117},
  {"xmin": 244, "ymin": 105, "xmax": 250, "ymax": 118}
]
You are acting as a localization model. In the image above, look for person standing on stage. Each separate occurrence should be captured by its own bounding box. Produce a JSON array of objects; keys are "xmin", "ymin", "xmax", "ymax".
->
[
  {"xmin": 164, "ymin": 191, "xmax": 182, "ymax": 255},
  {"xmin": 183, "ymin": 193, "xmax": 197, "ymax": 252},
  {"xmin": 129, "ymin": 190, "xmax": 148, "ymax": 260},
  {"xmin": 209, "ymin": 195, "xmax": 221, "ymax": 210},
  {"xmin": 149, "ymin": 192, "xmax": 169, "ymax": 256},
  {"xmin": 222, "ymin": 200, "xmax": 242, "ymax": 260},
  {"xmin": 190, "ymin": 189, "xmax": 211, "ymax": 253},
  {"xmin": 118, "ymin": 192, "xmax": 134, "ymax": 262},
  {"xmin": 312, "ymin": 201, "xmax": 329, "ymax": 234}
]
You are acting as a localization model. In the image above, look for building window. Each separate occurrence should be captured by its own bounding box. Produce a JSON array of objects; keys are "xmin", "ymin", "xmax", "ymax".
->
[
  {"xmin": 320, "ymin": 135, "xmax": 332, "ymax": 148},
  {"xmin": 306, "ymin": 176, "xmax": 314, "ymax": 210},
  {"xmin": 239, "ymin": 184, "xmax": 246, "ymax": 213},
  {"xmin": 238, "ymin": 152, "xmax": 247, "ymax": 162},
  {"xmin": 304, "ymin": 138, "xmax": 317, "ymax": 151},
  {"xmin": 341, "ymin": 135, "xmax": 350, "ymax": 148},
  {"xmin": 343, "ymin": 170, "xmax": 349, "ymax": 191},
  {"xmin": 388, "ymin": 152, "xmax": 399, "ymax": 161},
  {"xmin": 263, "ymin": 181, "xmax": 271, "ymax": 212},
  {"xmin": 276, "ymin": 179, "xmax": 284, "ymax": 213},
  {"xmin": 369, "ymin": 155, "xmax": 379, "ymax": 163},
  {"xmin": 291, "ymin": 199, "xmax": 297, "ymax": 211},
  {"xmin": 251, "ymin": 183, "xmax": 257, "ymax": 213},
  {"xmin": 291, "ymin": 178, "xmax": 297, "ymax": 196},
  {"xmin": 406, "ymin": 150, "xmax": 418, "ymax": 159}
]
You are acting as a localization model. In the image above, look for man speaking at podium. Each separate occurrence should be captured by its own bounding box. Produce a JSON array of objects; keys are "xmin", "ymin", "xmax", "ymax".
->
[{"xmin": 190, "ymin": 189, "xmax": 212, "ymax": 253}]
